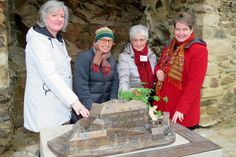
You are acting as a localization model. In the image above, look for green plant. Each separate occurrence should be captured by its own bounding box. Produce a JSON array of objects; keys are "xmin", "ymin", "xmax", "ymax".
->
[
  {"xmin": 119, "ymin": 88, "xmax": 151, "ymax": 104},
  {"xmin": 119, "ymin": 88, "xmax": 168, "ymax": 119}
]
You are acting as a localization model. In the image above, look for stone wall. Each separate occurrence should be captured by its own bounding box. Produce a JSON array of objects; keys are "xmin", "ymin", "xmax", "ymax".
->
[
  {"xmin": 0, "ymin": 0, "xmax": 14, "ymax": 154},
  {"xmin": 0, "ymin": 0, "xmax": 236, "ymax": 154},
  {"xmin": 201, "ymin": 0, "xmax": 236, "ymax": 126}
]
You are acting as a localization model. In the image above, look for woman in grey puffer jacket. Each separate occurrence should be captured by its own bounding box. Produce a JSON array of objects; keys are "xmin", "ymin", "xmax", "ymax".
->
[{"xmin": 117, "ymin": 25, "xmax": 157, "ymax": 92}]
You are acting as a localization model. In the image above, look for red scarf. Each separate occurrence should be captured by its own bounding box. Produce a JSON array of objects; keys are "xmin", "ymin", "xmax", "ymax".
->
[
  {"xmin": 133, "ymin": 44, "xmax": 154, "ymax": 89},
  {"xmin": 91, "ymin": 50, "xmax": 111, "ymax": 76},
  {"xmin": 157, "ymin": 33, "xmax": 195, "ymax": 91}
]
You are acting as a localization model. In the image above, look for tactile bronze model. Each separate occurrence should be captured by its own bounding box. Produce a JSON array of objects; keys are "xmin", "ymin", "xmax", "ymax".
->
[{"xmin": 48, "ymin": 100, "xmax": 175, "ymax": 157}]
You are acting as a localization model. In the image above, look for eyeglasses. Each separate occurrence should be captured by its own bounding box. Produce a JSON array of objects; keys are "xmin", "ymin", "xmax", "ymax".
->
[
  {"xmin": 131, "ymin": 39, "xmax": 147, "ymax": 44},
  {"xmin": 99, "ymin": 38, "xmax": 114, "ymax": 44}
]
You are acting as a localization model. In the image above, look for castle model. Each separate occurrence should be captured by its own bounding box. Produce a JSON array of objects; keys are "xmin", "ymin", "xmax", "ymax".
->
[{"xmin": 48, "ymin": 100, "xmax": 176, "ymax": 157}]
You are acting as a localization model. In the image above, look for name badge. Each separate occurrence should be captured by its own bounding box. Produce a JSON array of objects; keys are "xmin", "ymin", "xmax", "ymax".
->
[{"xmin": 140, "ymin": 55, "xmax": 148, "ymax": 62}]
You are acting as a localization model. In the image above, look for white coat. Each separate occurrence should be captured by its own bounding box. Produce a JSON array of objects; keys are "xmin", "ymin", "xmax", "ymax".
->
[
  {"xmin": 117, "ymin": 43, "xmax": 157, "ymax": 91},
  {"xmin": 24, "ymin": 27, "xmax": 78, "ymax": 132}
]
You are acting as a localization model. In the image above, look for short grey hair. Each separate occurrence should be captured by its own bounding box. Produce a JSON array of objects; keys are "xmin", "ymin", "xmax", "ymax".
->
[
  {"xmin": 37, "ymin": 0, "xmax": 69, "ymax": 32},
  {"xmin": 129, "ymin": 25, "xmax": 149, "ymax": 41}
]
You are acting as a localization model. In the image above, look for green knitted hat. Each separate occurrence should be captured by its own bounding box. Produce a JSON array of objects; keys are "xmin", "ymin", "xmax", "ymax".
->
[{"xmin": 95, "ymin": 27, "xmax": 114, "ymax": 42}]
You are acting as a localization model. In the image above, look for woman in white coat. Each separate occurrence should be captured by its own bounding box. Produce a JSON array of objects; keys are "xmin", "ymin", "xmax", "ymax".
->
[
  {"xmin": 117, "ymin": 25, "xmax": 157, "ymax": 91},
  {"xmin": 24, "ymin": 0, "xmax": 89, "ymax": 132}
]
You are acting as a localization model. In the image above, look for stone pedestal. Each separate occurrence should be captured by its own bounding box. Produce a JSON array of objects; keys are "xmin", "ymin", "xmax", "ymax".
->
[{"xmin": 40, "ymin": 123, "xmax": 223, "ymax": 157}]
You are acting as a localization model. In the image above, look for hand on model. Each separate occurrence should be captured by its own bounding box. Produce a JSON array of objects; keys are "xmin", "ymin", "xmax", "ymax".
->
[
  {"xmin": 172, "ymin": 111, "xmax": 184, "ymax": 123},
  {"xmin": 156, "ymin": 70, "xmax": 165, "ymax": 81},
  {"xmin": 72, "ymin": 100, "xmax": 90, "ymax": 118}
]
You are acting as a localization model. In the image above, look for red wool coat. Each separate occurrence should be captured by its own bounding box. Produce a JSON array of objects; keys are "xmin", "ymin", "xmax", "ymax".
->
[{"xmin": 154, "ymin": 39, "xmax": 208, "ymax": 127}]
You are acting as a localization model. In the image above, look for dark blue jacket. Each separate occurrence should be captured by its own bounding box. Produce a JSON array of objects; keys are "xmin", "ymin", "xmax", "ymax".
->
[{"xmin": 74, "ymin": 48, "xmax": 119, "ymax": 110}]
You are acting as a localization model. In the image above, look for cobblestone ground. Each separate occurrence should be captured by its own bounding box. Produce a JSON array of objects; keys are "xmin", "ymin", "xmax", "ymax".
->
[
  {"xmin": 2, "ymin": 118, "xmax": 236, "ymax": 157},
  {"xmin": 194, "ymin": 118, "xmax": 236, "ymax": 157}
]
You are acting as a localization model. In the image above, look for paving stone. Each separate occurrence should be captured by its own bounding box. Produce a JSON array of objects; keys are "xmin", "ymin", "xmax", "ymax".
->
[{"xmin": 195, "ymin": 124, "xmax": 236, "ymax": 157}]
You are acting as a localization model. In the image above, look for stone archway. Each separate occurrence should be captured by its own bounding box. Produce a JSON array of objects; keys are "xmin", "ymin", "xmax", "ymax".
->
[{"xmin": 9, "ymin": 0, "xmax": 172, "ymax": 130}]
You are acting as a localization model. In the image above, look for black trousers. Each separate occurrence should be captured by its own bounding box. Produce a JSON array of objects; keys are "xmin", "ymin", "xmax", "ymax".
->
[{"xmin": 188, "ymin": 124, "xmax": 200, "ymax": 130}]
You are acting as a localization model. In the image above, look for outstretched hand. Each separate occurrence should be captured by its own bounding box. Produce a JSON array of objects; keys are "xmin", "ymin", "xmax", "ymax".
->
[
  {"xmin": 172, "ymin": 111, "xmax": 184, "ymax": 123},
  {"xmin": 72, "ymin": 100, "xmax": 90, "ymax": 118}
]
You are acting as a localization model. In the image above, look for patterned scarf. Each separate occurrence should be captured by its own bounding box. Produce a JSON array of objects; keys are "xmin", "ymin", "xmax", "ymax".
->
[
  {"xmin": 91, "ymin": 49, "xmax": 111, "ymax": 76},
  {"xmin": 133, "ymin": 44, "xmax": 154, "ymax": 89},
  {"xmin": 157, "ymin": 33, "xmax": 195, "ymax": 91}
]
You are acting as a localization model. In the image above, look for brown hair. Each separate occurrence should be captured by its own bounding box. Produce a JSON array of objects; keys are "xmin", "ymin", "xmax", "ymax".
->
[{"xmin": 173, "ymin": 10, "xmax": 195, "ymax": 30}]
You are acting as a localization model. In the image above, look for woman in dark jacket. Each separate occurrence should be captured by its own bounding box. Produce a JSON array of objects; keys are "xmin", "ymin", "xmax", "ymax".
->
[{"xmin": 71, "ymin": 27, "xmax": 119, "ymax": 123}]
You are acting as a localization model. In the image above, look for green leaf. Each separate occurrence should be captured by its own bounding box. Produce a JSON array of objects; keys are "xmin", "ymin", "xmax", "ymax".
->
[
  {"xmin": 155, "ymin": 110, "xmax": 162, "ymax": 119},
  {"xmin": 153, "ymin": 96, "xmax": 160, "ymax": 101}
]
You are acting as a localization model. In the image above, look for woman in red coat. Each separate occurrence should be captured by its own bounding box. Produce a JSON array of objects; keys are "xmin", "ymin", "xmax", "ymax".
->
[{"xmin": 153, "ymin": 10, "xmax": 208, "ymax": 130}]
